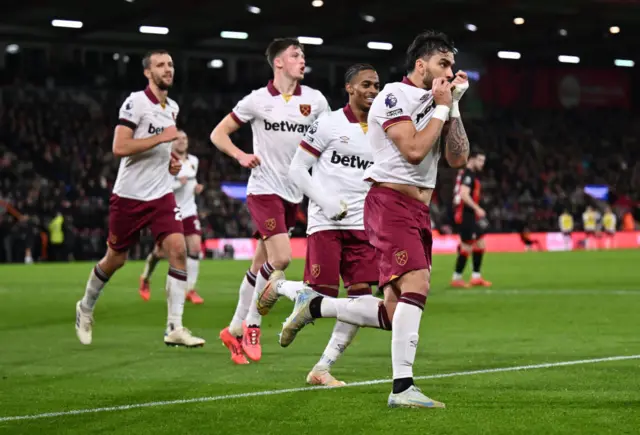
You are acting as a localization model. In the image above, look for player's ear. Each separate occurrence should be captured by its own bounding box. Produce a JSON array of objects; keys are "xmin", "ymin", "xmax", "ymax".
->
[
  {"xmin": 345, "ymin": 83, "xmax": 353, "ymax": 95},
  {"xmin": 273, "ymin": 55, "xmax": 283, "ymax": 69}
]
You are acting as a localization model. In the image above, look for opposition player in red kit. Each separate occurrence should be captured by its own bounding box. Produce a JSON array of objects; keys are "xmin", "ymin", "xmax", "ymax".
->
[
  {"xmin": 451, "ymin": 149, "xmax": 492, "ymax": 287},
  {"xmin": 75, "ymin": 50, "xmax": 205, "ymax": 348},
  {"xmin": 279, "ymin": 31, "xmax": 470, "ymax": 408},
  {"xmin": 138, "ymin": 129, "xmax": 206, "ymax": 304},
  {"xmin": 210, "ymin": 38, "xmax": 330, "ymax": 364},
  {"xmin": 255, "ymin": 64, "xmax": 380, "ymax": 386}
]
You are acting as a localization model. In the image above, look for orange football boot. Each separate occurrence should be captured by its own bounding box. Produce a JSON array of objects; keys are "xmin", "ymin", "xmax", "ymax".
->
[
  {"xmin": 469, "ymin": 277, "xmax": 492, "ymax": 287},
  {"xmin": 219, "ymin": 327, "xmax": 249, "ymax": 364},
  {"xmin": 139, "ymin": 277, "xmax": 151, "ymax": 301},
  {"xmin": 186, "ymin": 289, "xmax": 204, "ymax": 304},
  {"xmin": 242, "ymin": 321, "xmax": 262, "ymax": 361},
  {"xmin": 450, "ymin": 279, "xmax": 469, "ymax": 288}
]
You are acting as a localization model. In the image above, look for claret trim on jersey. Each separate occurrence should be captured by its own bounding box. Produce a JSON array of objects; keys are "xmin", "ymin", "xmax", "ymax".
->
[
  {"xmin": 342, "ymin": 104, "xmax": 359, "ymax": 123},
  {"xmin": 401, "ymin": 76, "xmax": 419, "ymax": 88},
  {"xmin": 144, "ymin": 86, "xmax": 160, "ymax": 104},
  {"xmin": 267, "ymin": 80, "xmax": 302, "ymax": 97}
]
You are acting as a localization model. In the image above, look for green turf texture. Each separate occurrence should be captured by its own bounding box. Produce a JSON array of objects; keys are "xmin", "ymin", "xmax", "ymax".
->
[{"xmin": 1, "ymin": 250, "xmax": 639, "ymax": 434}]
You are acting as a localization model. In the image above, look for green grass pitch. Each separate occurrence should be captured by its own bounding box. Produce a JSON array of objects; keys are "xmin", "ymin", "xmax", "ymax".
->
[{"xmin": 1, "ymin": 250, "xmax": 639, "ymax": 434}]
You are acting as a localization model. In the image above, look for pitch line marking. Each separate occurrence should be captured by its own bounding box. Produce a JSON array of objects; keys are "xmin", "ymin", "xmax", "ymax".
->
[
  {"xmin": 1, "ymin": 354, "xmax": 638, "ymax": 423},
  {"xmin": 447, "ymin": 289, "xmax": 640, "ymax": 296}
]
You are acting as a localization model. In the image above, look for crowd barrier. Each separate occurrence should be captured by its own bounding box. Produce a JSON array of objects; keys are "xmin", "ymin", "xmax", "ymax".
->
[{"xmin": 204, "ymin": 231, "xmax": 640, "ymax": 260}]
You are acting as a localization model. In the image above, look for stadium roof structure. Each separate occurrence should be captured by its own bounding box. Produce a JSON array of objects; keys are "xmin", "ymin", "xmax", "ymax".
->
[{"xmin": 2, "ymin": 0, "xmax": 640, "ymax": 63}]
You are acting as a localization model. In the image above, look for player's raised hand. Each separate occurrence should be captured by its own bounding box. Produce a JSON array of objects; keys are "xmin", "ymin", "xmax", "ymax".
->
[
  {"xmin": 452, "ymin": 70, "xmax": 468, "ymax": 87},
  {"xmin": 451, "ymin": 71, "xmax": 470, "ymax": 102},
  {"xmin": 432, "ymin": 77, "xmax": 453, "ymax": 107},
  {"xmin": 325, "ymin": 200, "xmax": 348, "ymax": 221},
  {"xmin": 169, "ymin": 154, "xmax": 182, "ymax": 176},
  {"xmin": 237, "ymin": 152, "xmax": 261, "ymax": 169},
  {"xmin": 159, "ymin": 125, "xmax": 179, "ymax": 143}
]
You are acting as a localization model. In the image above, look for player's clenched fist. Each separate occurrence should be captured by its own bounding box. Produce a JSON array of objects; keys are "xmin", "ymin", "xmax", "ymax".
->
[
  {"xmin": 237, "ymin": 152, "xmax": 261, "ymax": 168},
  {"xmin": 169, "ymin": 153, "xmax": 182, "ymax": 175},
  {"xmin": 451, "ymin": 71, "xmax": 469, "ymax": 102},
  {"xmin": 159, "ymin": 125, "xmax": 179, "ymax": 143},
  {"xmin": 432, "ymin": 77, "xmax": 453, "ymax": 107}
]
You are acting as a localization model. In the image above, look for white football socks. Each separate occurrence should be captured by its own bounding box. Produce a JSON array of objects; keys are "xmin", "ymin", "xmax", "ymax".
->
[
  {"xmin": 229, "ymin": 271, "xmax": 256, "ymax": 337},
  {"xmin": 314, "ymin": 320, "xmax": 359, "ymax": 372},
  {"xmin": 81, "ymin": 265, "xmax": 109, "ymax": 312},
  {"xmin": 166, "ymin": 267, "xmax": 187, "ymax": 330},
  {"xmin": 392, "ymin": 293, "xmax": 426, "ymax": 380},
  {"xmin": 245, "ymin": 262, "xmax": 274, "ymax": 327},
  {"xmin": 186, "ymin": 254, "xmax": 200, "ymax": 291},
  {"xmin": 276, "ymin": 280, "xmax": 303, "ymax": 301},
  {"xmin": 141, "ymin": 252, "xmax": 161, "ymax": 281}
]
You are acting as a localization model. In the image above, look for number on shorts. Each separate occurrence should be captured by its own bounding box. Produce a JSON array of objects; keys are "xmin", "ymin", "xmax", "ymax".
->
[
  {"xmin": 194, "ymin": 219, "xmax": 201, "ymax": 231},
  {"xmin": 174, "ymin": 207, "xmax": 183, "ymax": 221}
]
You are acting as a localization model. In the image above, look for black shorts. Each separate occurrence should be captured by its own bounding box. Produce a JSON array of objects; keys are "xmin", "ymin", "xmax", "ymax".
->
[{"xmin": 457, "ymin": 213, "xmax": 485, "ymax": 244}]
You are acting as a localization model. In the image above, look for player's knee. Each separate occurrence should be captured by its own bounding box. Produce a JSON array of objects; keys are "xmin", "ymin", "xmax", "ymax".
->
[
  {"xmin": 104, "ymin": 249, "xmax": 127, "ymax": 272},
  {"xmin": 164, "ymin": 236, "xmax": 187, "ymax": 265},
  {"xmin": 269, "ymin": 254, "xmax": 291, "ymax": 271},
  {"xmin": 186, "ymin": 237, "xmax": 201, "ymax": 258},
  {"xmin": 397, "ymin": 269, "xmax": 430, "ymax": 296}
]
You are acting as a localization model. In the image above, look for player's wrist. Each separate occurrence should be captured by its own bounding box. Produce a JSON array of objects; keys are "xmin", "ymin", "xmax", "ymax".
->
[
  {"xmin": 432, "ymin": 105, "xmax": 451, "ymax": 122},
  {"xmin": 450, "ymin": 101, "xmax": 461, "ymax": 118}
]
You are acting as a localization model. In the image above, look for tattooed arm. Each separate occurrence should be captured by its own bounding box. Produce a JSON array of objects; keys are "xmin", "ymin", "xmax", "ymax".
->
[{"xmin": 444, "ymin": 116, "xmax": 469, "ymax": 168}]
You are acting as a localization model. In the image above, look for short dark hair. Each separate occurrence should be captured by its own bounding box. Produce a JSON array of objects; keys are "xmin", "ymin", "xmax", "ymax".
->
[
  {"xmin": 344, "ymin": 63, "xmax": 376, "ymax": 84},
  {"xmin": 142, "ymin": 49, "xmax": 170, "ymax": 69},
  {"xmin": 470, "ymin": 148, "xmax": 485, "ymax": 158},
  {"xmin": 265, "ymin": 38, "xmax": 303, "ymax": 68},
  {"xmin": 405, "ymin": 30, "xmax": 456, "ymax": 73}
]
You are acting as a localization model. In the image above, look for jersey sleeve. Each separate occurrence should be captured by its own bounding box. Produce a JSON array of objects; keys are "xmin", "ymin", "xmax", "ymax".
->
[
  {"xmin": 372, "ymin": 87, "xmax": 412, "ymax": 131},
  {"xmin": 461, "ymin": 171, "xmax": 474, "ymax": 188},
  {"xmin": 117, "ymin": 94, "xmax": 144, "ymax": 130},
  {"xmin": 230, "ymin": 91, "xmax": 256, "ymax": 125},
  {"xmin": 299, "ymin": 115, "xmax": 331, "ymax": 158}
]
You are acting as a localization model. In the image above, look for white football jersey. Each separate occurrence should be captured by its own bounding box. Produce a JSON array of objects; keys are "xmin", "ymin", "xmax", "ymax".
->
[
  {"xmin": 113, "ymin": 87, "xmax": 178, "ymax": 201},
  {"xmin": 173, "ymin": 154, "xmax": 199, "ymax": 218},
  {"xmin": 364, "ymin": 77, "xmax": 440, "ymax": 189},
  {"xmin": 231, "ymin": 80, "xmax": 330, "ymax": 204},
  {"xmin": 300, "ymin": 105, "xmax": 374, "ymax": 235}
]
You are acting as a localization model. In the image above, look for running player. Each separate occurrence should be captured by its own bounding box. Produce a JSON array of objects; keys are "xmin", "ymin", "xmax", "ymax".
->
[
  {"xmin": 450, "ymin": 149, "xmax": 491, "ymax": 288},
  {"xmin": 75, "ymin": 50, "xmax": 205, "ymax": 348},
  {"xmin": 559, "ymin": 208, "xmax": 574, "ymax": 250},
  {"xmin": 138, "ymin": 129, "xmax": 205, "ymax": 304},
  {"xmin": 279, "ymin": 30, "xmax": 470, "ymax": 408},
  {"xmin": 255, "ymin": 64, "xmax": 380, "ymax": 385},
  {"xmin": 602, "ymin": 206, "xmax": 617, "ymax": 249},
  {"xmin": 210, "ymin": 38, "xmax": 330, "ymax": 364}
]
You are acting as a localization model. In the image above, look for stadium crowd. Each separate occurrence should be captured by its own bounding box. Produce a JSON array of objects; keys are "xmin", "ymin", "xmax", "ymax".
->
[{"xmin": 1, "ymin": 81, "xmax": 639, "ymax": 263}]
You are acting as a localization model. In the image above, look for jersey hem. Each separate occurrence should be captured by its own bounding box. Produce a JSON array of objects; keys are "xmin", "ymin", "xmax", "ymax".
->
[
  {"xmin": 111, "ymin": 189, "xmax": 173, "ymax": 202},
  {"xmin": 307, "ymin": 224, "xmax": 365, "ymax": 235}
]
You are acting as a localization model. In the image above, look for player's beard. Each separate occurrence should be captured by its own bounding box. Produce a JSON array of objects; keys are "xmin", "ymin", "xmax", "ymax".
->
[
  {"xmin": 422, "ymin": 70, "xmax": 436, "ymax": 89},
  {"xmin": 153, "ymin": 73, "xmax": 173, "ymax": 91}
]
